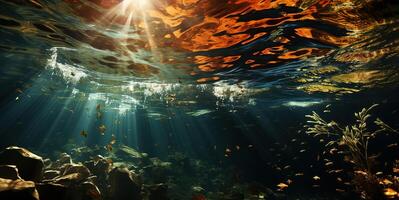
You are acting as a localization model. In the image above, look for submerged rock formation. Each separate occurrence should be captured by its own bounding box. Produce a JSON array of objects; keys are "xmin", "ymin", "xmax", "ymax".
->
[
  {"xmin": 0, "ymin": 146, "xmax": 44, "ymax": 182},
  {"xmin": 0, "ymin": 178, "xmax": 39, "ymax": 200},
  {"xmin": 0, "ymin": 165, "xmax": 22, "ymax": 180},
  {"xmin": 147, "ymin": 183, "xmax": 169, "ymax": 200},
  {"xmin": 108, "ymin": 167, "xmax": 142, "ymax": 200},
  {"xmin": 0, "ymin": 145, "xmax": 279, "ymax": 199}
]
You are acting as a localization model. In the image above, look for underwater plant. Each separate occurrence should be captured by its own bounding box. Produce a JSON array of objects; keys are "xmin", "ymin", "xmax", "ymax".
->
[
  {"xmin": 304, "ymin": 104, "xmax": 399, "ymax": 199},
  {"xmin": 305, "ymin": 104, "xmax": 398, "ymax": 172}
]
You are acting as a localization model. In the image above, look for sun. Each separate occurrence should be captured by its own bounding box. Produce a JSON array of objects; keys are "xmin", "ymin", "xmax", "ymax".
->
[{"xmin": 120, "ymin": 0, "xmax": 152, "ymax": 14}]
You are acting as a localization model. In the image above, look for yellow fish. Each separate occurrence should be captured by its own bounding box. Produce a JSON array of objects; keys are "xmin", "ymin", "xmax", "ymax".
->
[
  {"xmin": 80, "ymin": 130, "xmax": 88, "ymax": 138},
  {"xmin": 277, "ymin": 183, "xmax": 288, "ymax": 190}
]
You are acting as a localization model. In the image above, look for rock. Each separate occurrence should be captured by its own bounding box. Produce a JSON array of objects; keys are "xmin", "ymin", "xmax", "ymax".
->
[
  {"xmin": 0, "ymin": 146, "xmax": 44, "ymax": 182},
  {"xmin": 43, "ymin": 158, "xmax": 52, "ymax": 168},
  {"xmin": 51, "ymin": 173, "xmax": 86, "ymax": 186},
  {"xmin": 37, "ymin": 181, "xmax": 101, "ymax": 200},
  {"xmin": 0, "ymin": 165, "xmax": 21, "ymax": 180},
  {"xmin": 221, "ymin": 192, "xmax": 244, "ymax": 200},
  {"xmin": 148, "ymin": 183, "xmax": 169, "ymax": 200},
  {"xmin": 52, "ymin": 153, "xmax": 72, "ymax": 168},
  {"xmin": 81, "ymin": 181, "xmax": 101, "ymax": 200},
  {"xmin": 36, "ymin": 183, "xmax": 68, "ymax": 200},
  {"xmin": 60, "ymin": 163, "xmax": 91, "ymax": 178},
  {"xmin": 109, "ymin": 167, "xmax": 142, "ymax": 200},
  {"xmin": 0, "ymin": 178, "xmax": 39, "ymax": 200},
  {"xmin": 42, "ymin": 170, "xmax": 60, "ymax": 180},
  {"xmin": 84, "ymin": 155, "xmax": 111, "ymax": 176},
  {"xmin": 142, "ymin": 158, "xmax": 172, "ymax": 183},
  {"xmin": 84, "ymin": 156, "xmax": 111, "ymax": 196}
]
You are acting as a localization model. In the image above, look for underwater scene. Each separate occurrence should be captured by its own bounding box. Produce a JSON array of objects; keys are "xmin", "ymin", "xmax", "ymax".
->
[{"xmin": 0, "ymin": 0, "xmax": 399, "ymax": 199}]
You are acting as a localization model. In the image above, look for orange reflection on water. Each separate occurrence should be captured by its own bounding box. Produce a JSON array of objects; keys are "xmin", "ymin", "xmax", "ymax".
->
[
  {"xmin": 57, "ymin": 0, "xmax": 393, "ymax": 81},
  {"xmin": 194, "ymin": 55, "xmax": 240, "ymax": 72},
  {"xmin": 278, "ymin": 48, "xmax": 318, "ymax": 59},
  {"xmin": 196, "ymin": 76, "xmax": 220, "ymax": 83},
  {"xmin": 295, "ymin": 27, "xmax": 357, "ymax": 47}
]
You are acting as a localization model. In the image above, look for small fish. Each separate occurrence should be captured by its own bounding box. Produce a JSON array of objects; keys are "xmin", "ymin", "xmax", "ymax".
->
[
  {"xmin": 286, "ymin": 179, "xmax": 293, "ymax": 184},
  {"xmin": 110, "ymin": 134, "xmax": 116, "ymax": 145},
  {"xmin": 384, "ymin": 188, "xmax": 398, "ymax": 197},
  {"xmin": 98, "ymin": 124, "xmax": 106, "ymax": 135},
  {"xmin": 387, "ymin": 143, "xmax": 398, "ymax": 148},
  {"xmin": 80, "ymin": 130, "xmax": 88, "ymax": 138},
  {"xmin": 16, "ymin": 88, "xmax": 23, "ymax": 93},
  {"xmin": 225, "ymin": 148, "xmax": 231, "ymax": 153},
  {"xmin": 312, "ymin": 185, "xmax": 320, "ymax": 188},
  {"xmin": 295, "ymin": 172, "xmax": 304, "ymax": 176},
  {"xmin": 105, "ymin": 144, "xmax": 113, "ymax": 152},
  {"xmin": 325, "ymin": 162, "xmax": 334, "ymax": 166},
  {"xmin": 380, "ymin": 179, "xmax": 393, "ymax": 185},
  {"xmin": 299, "ymin": 149, "xmax": 306, "ymax": 153},
  {"xmin": 331, "ymin": 169, "xmax": 344, "ymax": 173},
  {"xmin": 329, "ymin": 148, "xmax": 338, "ymax": 154},
  {"xmin": 235, "ymin": 145, "xmax": 240, "ymax": 150},
  {"xmin": 313, "ymin": 176, "xmax": 320, "ymax": 180},
  {"xmin": 277, "ymin": 183, "xmax": 288, "ymax": 190},
  {"xmin": 336, "ymin": 189, "xmax": 345, "ymax": 193},
  {"xmin": 354, "ymin": 170, "xmax": 368, "ymax": 176}
]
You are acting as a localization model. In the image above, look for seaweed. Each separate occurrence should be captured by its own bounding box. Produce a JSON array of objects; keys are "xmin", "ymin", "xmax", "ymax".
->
[
  {"xmin": 305, "ymin": 104, "xmax": 397, "ymax": 171},
  {"xmin": 304, "ymin": 104, "xmax": 399, "ymax": 199}
]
